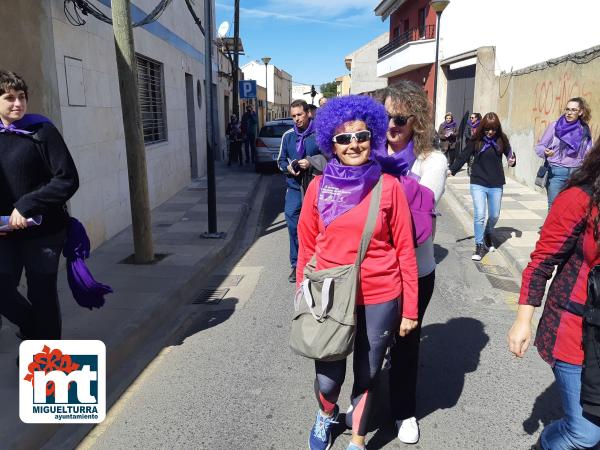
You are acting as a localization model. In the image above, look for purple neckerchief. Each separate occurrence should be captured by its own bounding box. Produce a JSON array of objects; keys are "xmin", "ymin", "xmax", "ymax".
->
[
  {"xmin": 62, "ymin": 218, "xmax": 113, "ymax": 309},
  {"xmin": 317, "ymin": 159, "xmax": 381, "ymax": 227},
  {"xmin": 398, "ymin": 175, "xmax": 435, "ymax": 245},
  {"xmin": 480, "ymin": 135, "xmax": 499, "ymax": 154},
  {"xmin": 443, "ymin": 120, "xmax": 457, "ymax": 129},
  {"xmin": 374, "ymin": 139, "xmax": 417, "ymax": 177},
  {"xmin": 294, "ymin": 119, "xmax": 315, "ymax": 158},
  {"xmin": 469, "ymin": 120, "xmax": 480, "ymax": 130},
  {"xmin": 555, "ymin": 115, "xmax": 585, "ymax": 155},
  {"xmin": 0, "ymin": 114, "xmax": 52, "ymax": 135}
]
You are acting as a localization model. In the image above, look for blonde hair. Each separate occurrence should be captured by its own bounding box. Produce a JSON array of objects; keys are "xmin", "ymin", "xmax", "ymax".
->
[{"xmin": 373, "ymin": 81, "xmax": 433, "ymax": 157}]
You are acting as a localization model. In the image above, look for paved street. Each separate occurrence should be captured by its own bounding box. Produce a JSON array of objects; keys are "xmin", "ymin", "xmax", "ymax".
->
[{"xmin": 76, "ymin": 173, "xmax": 558, "ymax": 450}]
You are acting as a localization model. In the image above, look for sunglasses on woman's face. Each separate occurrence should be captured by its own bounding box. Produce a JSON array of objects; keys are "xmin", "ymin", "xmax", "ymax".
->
[
  {"xmin": 484, "ymin": 128, "xmax": 497, "ymax": 133},
  {"xmin": 387, "ymin": 114, "xmax": 414, "ymax": 127},
  {"xmin": 332, "ymin": 130, "xmax": 371, "ymax": 145}
]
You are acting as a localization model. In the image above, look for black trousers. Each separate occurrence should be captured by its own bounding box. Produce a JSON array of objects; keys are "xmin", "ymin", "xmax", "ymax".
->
[
  {"xmin": 389, "ymin": 271, "xmax": 436, "ymax": 420},
  {"xmin": 0, "ymin": 229, "xmax": 66, "ymax": 339}
]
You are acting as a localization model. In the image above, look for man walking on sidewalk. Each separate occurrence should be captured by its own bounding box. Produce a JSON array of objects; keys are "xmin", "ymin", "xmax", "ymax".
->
[
  {"xmin": 277, "ymin": 100, "xmax": 321, "ymax": 283},
  {"xmin": 241, "ymin": 105, "xmax": 258, "ymax": 164}
]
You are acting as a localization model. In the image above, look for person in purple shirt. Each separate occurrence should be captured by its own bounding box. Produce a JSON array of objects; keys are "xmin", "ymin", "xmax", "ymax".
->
[{"xmin": 535, "ymin": 97, "xmax": 593, "ymax": 209}]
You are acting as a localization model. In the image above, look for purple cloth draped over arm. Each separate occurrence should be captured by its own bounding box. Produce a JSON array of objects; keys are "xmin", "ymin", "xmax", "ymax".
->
[{"xmin": 62, "ymin": 218, "xmax": 113, "ymax": 309}]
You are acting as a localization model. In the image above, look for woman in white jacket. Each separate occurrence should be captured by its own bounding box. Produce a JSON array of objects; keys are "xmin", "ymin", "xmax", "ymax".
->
[{"xmin": 374, "ymin": 81, "xmax": 447, "ymax": 444}]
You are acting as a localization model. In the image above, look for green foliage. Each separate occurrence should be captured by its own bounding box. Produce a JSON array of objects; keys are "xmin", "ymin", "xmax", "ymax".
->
[{"xmin": 320, "ymin": 82, "xmax": 337, "ymax": 98}]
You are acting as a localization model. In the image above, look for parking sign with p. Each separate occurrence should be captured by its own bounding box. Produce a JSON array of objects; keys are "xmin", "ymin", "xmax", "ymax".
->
[{"xmin": 239, "ymin": 80, "xmax": 257, "ymax": 99}]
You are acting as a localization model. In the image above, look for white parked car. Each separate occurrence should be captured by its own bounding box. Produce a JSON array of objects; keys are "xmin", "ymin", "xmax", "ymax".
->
[{"xmin": 255, "ymin": 119, "xmax": 294, "ymax": 172}]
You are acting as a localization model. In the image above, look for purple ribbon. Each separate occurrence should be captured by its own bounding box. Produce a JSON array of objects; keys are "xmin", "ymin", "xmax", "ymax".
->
[
  {"xmin": 554, "ymin": 115, "xmax": 585, "ymax": 155},
  {"xmin": 294, "ymin": 119, "xmax": 315, "ymax": 158},
  {"xmin": 317, "ymin": 159, "xmax": 381, "ymax": 227},
  {"xmin": 62, "ymin": 218, "xmax": 113, "ymax": 309},
  {"xmin": 373, "ymin": 139, "xmax": 417, "ymax": 177}
]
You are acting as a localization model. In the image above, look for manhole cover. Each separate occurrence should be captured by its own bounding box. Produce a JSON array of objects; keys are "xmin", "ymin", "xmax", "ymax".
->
[
  {"xmin": 192, "ymin": 288, "xmax": 229, "ymax": 304},
  {"xmin": 475, "ymin": 264, "xmax": 512, "ymax": 277},
  {"xmin": 486, "ymin": 275, "xmax": 520, "ymax": 293},
  {"xmin": 206, "ymin": 275, "xmax": 244, "ymax": 288}
]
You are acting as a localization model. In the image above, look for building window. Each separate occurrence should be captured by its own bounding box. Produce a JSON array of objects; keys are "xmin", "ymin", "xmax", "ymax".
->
[
  {"xmin": 403, "ymin": 19, "xmax": 409, "ymax": 33},
  {"xmin": 418, "ymin": 8, "xmax": 426, "ymax": 37},
  {"xmin": 136, "ymin": 54, "xmax": 167, "ymax": 144},
  {"xmin": 392, "ymin": 26, "xmax": 399, "ymax": 38}
]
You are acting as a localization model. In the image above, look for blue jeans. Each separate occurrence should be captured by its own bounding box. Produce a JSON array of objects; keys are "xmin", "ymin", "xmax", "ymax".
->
[
  {"xmin": 546, "ymin": 165, "xmax": 577, "ymax": 210},
  {"xmin": 470, "ymin": 184, "xmax": 503, "ymax": 245},
  {"xmin": 541, "ymin": 360, "xmax": 600, "ymax": 449},
  {"xmin": 244, "ymin": 133, "xmax": 256, "ymax": 163},
  {"xmin": 284, "ymin": 188, "xmax": 302, "ymax": 268}
]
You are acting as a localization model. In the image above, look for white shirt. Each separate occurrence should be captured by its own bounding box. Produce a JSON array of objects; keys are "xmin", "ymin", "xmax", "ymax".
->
[{"xmin": 410, "ymin": 150, "xmax": 448, "ymax": 277}]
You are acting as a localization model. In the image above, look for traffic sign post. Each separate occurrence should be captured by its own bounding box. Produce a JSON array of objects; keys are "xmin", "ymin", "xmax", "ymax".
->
[{"xmin": 239, "ymin": 80, "xmax": 257, "ymax": 99}]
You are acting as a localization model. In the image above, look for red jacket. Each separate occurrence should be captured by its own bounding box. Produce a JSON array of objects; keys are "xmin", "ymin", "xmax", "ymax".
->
[
  {"xmin": 519, "ymin": 186, "xmax": 600, "ymax": 365},
  {"xmin": 296, "ymin": 174, "xmax": 418, "ymax": 318}
]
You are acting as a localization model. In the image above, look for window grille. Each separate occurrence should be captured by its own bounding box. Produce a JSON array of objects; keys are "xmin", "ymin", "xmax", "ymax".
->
[{"xmin": 136, "ymin": 54, "xmax": 167, "ymax": 144}]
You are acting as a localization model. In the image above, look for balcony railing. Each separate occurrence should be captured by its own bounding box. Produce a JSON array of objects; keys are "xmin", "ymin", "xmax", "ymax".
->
[{"xmin": 378, "ymin": 24, "xmax": 436, "ymax": 59}]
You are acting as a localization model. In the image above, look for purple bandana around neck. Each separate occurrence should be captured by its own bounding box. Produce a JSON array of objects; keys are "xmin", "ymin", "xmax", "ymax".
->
[
  {"xmin": 0, "ymin": 114, "xmax": 52, "ymax": 135},
  {"xmin": 554, "ymin": 115, "xmax": 585, "ymax": 154},
  {"xmin": 480, "ymin": 135, "xmax": 499, "ymax": 154},
  {"xmin": 317, "ymin": 159, "xmax": 381, "ymax": 227},
  {"xmin": 294, "ymin": 119, "xmax": 315, "ymax": 158},
  {"xmin": 443, "ymin": 120, "xmax": 457, "ymax": 129},
  {"xmin": 469, "ymin": 120, "xmax": 480, "ymax": 130},
  {"xmin": 374, "ymin": 139, "xmax": 417, "ymax": 177}
]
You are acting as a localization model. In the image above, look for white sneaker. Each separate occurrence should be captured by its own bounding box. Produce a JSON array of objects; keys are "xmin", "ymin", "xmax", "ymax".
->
[{"xmin": 396, "ymin": 417, "xmax": 419, "ymax": 444}]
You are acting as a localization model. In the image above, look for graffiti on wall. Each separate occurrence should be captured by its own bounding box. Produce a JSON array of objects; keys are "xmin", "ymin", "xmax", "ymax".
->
[{"xmin": 531, "ymin": 71, "xmax": 598, "ymax": 141}]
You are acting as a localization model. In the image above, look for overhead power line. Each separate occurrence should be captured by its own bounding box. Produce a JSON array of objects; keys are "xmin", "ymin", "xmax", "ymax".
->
[{"xmin": 63, "ymin": 0, "xmax": 174, "ymax": 27}]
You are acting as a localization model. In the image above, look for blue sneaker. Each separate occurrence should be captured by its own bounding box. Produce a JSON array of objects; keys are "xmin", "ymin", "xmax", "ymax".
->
[
  {"xmin": 346, "ymin": 443, "xmax": 365, "ymax": 450},
  {"xmin": 308, "ymin": 405, "xmax": 339, "ymax": 450}
]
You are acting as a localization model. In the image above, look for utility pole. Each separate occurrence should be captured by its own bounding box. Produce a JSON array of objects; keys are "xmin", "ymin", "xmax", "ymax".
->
[
  {"xmin": 202, "ymin": 0, "xmax": 224, "ymax": 238},
  {"xmin": 111, "ymin": 0, "xmax": 154, "ymax": 263},
  {"xmin": 232, "ymin": 0, "xmax": 240, "ymax": 118}
]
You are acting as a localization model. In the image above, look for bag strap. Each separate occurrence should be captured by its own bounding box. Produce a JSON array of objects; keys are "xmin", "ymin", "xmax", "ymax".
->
[{"xmin": 355, "ymin": 176, "xmax": 383, "ymax": 266}]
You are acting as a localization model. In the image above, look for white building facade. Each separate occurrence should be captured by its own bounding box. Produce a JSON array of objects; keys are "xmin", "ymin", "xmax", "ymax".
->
[{"xmin": 241, "ymin": 61, "xmax": 293, "ymax": 120}]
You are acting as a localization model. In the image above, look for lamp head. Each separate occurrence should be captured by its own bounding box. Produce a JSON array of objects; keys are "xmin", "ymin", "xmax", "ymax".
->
[
  {"xmin": 261, "ymin": 57, "xmax": 271, "ymax": 65},
  {"xmin": 430, "ymin": 0, "xmax": 450, "ymax": 13}
]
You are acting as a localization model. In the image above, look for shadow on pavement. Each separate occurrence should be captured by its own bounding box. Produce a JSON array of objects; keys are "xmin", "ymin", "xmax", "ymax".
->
[
  {"xmin": 494, "ymin": 226, "xmax": 523, "ymax": 249},
  {"xmin": 366, "ymin": 317, "xmax": 489, "ymax": 449},
  {"xmin": 522, "ymin": 381, "xmax": 561, "ymax": 435},
  {"xmin": 434, "ymin": 244, "xmax": 449, "ymax": 264}
]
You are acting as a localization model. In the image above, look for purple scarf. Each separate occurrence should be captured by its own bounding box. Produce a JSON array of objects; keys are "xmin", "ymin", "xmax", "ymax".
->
[
  {"xmin": 0, "ymin": 114, "xmax": 51, "ymax": 135},
  {"xmin": 317, "ymin": 159, "xmax": 381, "ymax": 227},
  {"xmin": 398, "ymin": 176, "xmax": 435, "ymax": 245},
  {"xmin": 294, "ymin": 119, "xmax": 315, "ymax": 158},
  {"xmin": 443, "ymin": 120, "xmax": 457, "ymax": 129},
  {"xmin": 469, "ymin": 120, "xmax": 480, "ymax": 130},
  {"xmin": 62, "ymin": 218, "xmax": 113, "ymax": 309},
  {"xmin": 374, "ymin": 139, "xmax": 417, "ymax": 177},
  {"xmin": 480, "ymin": 135, "xmax": 499, "ymax": 154},
  {"xmin": 555, "ymin": 115, "xmax": 585, "ymax": 154}
]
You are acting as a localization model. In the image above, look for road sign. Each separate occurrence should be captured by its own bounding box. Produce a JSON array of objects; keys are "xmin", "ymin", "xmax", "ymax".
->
[{"xmin": 239, "ymin": 80, "xmax": 257, "ymax": 99}]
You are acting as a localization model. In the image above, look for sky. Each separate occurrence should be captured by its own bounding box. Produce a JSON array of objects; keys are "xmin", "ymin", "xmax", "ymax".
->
[{"xmin": 215, "ymin": 0, "xmax": 388, "ymax": 90}]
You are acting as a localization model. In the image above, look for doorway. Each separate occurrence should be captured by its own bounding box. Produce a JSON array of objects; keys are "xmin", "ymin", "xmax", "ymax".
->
[
  {"xmin": 445, "ymin": 64, "xmax": 475, "ymax": 152},
  {"xmin": 185, "ymin": 73, "xmax": 198, "ymax": 179}
]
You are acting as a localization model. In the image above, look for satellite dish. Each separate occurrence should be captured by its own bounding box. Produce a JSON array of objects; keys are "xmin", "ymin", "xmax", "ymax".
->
[{"xmin": 217, "ymin": 21, "xmax": 230, "ymax": 38}]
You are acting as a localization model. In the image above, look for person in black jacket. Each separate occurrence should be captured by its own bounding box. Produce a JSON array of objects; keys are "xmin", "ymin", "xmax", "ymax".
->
[
  {"xmin": 0, "ymin": 70, "xmax": 79, "ymax": 340},
  {"xmin": 448, "ymin": 112, "xmax": 515, "ymax": 261}
]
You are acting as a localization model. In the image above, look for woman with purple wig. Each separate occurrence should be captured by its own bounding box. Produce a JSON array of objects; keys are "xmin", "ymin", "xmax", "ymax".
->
[
  {"xmin": 373, "ymin": 81, "xmax": 447, "ymax": 444},
  {"xmin": 296, "ymin": 95, "xmax": 419, "ymax": 450}
]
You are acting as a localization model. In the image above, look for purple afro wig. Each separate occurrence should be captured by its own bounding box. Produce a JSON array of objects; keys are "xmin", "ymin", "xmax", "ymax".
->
[{"xmin": 314, "ymin": 95, "xmax": 388, "ymax": 158}]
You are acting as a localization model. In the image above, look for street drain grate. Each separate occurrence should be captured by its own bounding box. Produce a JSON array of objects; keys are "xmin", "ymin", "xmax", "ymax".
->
[
  {"xmin": 206, "ymin": 274, "xmax": 244, "ymax": 288},
  {"xmin": 475, "ymin": 264, "xmax": 512, "ymax": 277},
  {"xmin": 485, "ymin": 275, "xmax": 520, "ymax": 293},
  {"xmin": 192, "ymin": 288, "xmax": 229, "ymax": 304}
]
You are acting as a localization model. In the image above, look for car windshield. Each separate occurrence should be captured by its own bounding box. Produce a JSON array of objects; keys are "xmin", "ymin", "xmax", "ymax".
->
[{"xmin": 259, "ymin": 124, "xmax": 293, "ymax": 138}]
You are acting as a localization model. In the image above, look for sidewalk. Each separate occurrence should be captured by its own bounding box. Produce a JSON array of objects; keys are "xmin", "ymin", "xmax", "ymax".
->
[
  {"xmin": 0, "ymin": 162, "xmax": 263, "ymax": 450},
  {"xmin": 444, "ymin": 168, "xmax": 548, "ymax": 273}
]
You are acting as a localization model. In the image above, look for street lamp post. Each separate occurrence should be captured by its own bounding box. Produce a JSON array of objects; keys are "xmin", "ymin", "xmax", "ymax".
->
[
  {"xmin": 261, "ymin": 57, "xmax": 271, "ymax": 123},
  {"xmin": 430, "ymin": 0, "xmax": 450, "ymax": 129}
]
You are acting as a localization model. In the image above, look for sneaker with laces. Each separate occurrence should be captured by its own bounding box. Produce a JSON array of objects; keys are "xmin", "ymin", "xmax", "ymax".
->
[
  {"xmin": 484, "ymin": 233, "xmax": 495, "ymax": 252},
  {"xmin": 308, "ymin": 405, "xmax": 339, "ymax": 450},
  {"xmin": 397, "ymin": 417, "xmax": 420, "ymax": 444},
  {"xmin": 346, "ymin": 442, "xmax": 365, "ymax": 450},
  {"xmin": 471, "ymin": 244, "xmax": 486, "ymax": 261}
]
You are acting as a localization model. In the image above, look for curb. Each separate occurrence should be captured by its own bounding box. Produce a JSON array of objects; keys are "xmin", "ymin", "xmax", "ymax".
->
[{"xmin": 12, "ymin": 174, "xmax": 264, "ymax": 450}]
